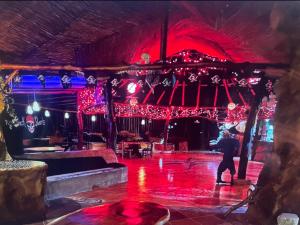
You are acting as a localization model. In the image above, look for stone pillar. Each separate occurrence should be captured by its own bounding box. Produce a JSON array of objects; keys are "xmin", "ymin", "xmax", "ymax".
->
[
  {"xmin": 0, "ymin": 160, "xmax": 47, "ymax": 224},
  {"xmin": 0, "ymin": 127, "xmax": 11, "ymax": 161},
  {"xmin": 247, "ymin": 3, "xmax": 300, "ymax": 224}
]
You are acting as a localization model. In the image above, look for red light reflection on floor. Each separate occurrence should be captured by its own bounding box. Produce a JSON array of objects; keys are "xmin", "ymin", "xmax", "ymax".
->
[{"xmin": 75, "ymin": 153, "xmax": 263, "ymax": 209}]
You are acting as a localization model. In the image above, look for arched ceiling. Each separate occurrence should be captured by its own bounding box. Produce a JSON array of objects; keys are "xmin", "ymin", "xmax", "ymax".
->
[{"xmin": 0, "ymin": 1, "xmax": 297, "ymax": 66}]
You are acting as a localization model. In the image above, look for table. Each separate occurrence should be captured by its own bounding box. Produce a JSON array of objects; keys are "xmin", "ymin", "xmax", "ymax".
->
[
  {"xmin": 0, "ymin": 160, "xmax": 47, "ymax": 224},
  {"xmin": 119, "ymin": 141, "xmax": 151, "ymax": 158},
  {"xmin": 152, "ymin": 142, "xmax": 175, "ymax": 153}
]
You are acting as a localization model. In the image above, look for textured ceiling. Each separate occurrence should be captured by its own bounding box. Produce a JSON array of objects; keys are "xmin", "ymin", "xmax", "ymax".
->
[{"xmin": 0, "ymin": 1, "xmax": 297, "ymax": 66}]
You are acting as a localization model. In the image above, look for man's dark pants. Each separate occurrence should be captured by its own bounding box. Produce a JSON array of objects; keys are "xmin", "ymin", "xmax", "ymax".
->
[{"xmin": 217, "ymin": 160, "xmax": 236, "ymax": 182}]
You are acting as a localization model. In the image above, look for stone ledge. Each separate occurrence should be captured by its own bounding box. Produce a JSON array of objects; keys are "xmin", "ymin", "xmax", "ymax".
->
[
  {"xmin": 46, "ymin": 166, "xmax": 128, "ymax": 200},
  {"xmin": 15, "ymin": 148, "xmax": 118, "ymax": 164}
]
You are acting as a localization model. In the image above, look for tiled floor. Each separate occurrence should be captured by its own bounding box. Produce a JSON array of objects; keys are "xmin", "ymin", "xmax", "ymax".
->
[{"xmin": 30, "ymin": 152, "xmax": 264, "ymax": 225}]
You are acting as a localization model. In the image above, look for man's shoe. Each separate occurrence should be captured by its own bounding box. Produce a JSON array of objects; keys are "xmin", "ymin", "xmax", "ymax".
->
[{"xmin": 216, "ymin": 180, "xmax": 226, "ymax": 184}]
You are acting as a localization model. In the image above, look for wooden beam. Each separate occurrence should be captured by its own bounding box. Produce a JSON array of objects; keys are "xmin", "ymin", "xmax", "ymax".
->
[
  {"xmin": 142, "ymin": 89, "xmax": 153, "ymax": 104},
  {"xmin": 238, "ymin": 92, "xmax": 247, "ymax": 106},
  {"xmin": 119, "ymin": 79, "xmax": 128, "ymax": 88},
  {"xmin": 0, "ymin": 62, "xmax": 289, "ymax": 74},
  {"xmin": 213, "ymin": 85, "xmax": 219, "ymax": 107},
  {"xmin": 4, "ymin": 70, "xmax": 19, "ymax": 85},
  {"xmin": 248, "ymin": 84, "xmax": 256, "ymax": 96},
  {"xmin": 182, "ymin": 81, "xmax": 185, "ymax": 106},
  {"xmin": 156, "ymin": 90, "xmax": 166, "ymax": 105},
  {"xmin": 223, "ymin": 79, "xmax": 233, "ymax": 103},
  {"xmin": 12, "ymin": 102, "xmax": 77, "ymax": 113},
  {"xmin": 169, "ymin": 80, "xmax": 178, "ymax": 105}
]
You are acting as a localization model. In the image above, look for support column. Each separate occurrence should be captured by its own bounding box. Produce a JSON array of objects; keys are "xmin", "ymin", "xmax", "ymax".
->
[
  {"xmin": 238, "ymin": 78, "xmax": 267, "ymax": 179},
  {"xmin": 104, "ymin": 80, "xmax": 117, "ymax": 151},
  {"xmin": 160, "ymin": 3, "xmax": 169, "ymax": 63},
  {"xmin": 163, "ymin": 119, "xmax": 170, "ymax": 151},
  {"xmin": 163, "ymin": 107, "xmax": 171, "ymax": 151},
  {"xmin": 251, "ymin": 118, "xmax": 262, "ymax": 160},
  {"xmin": 76, "ymin": 111, "xmax": 84, "ymax": 150}
]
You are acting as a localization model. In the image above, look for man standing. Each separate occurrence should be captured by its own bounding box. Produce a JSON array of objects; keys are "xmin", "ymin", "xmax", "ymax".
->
[{"xmin": 215, "ymin": 130, "xmax": 240, "ymax": 185}]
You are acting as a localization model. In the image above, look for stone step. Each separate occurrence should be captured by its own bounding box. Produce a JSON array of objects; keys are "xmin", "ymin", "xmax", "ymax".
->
[{"xmin": 46, "ymin": 166, "xmax": 127, "ymax": 200}]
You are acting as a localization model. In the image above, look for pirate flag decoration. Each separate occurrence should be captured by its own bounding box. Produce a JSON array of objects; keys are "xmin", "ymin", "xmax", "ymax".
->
[
  {"xmin": 86, "ymin": 75, "xmax": 97, "ymax": 87},
  {"xmin": 22, "ymin": 115, "xmax": 45, "ymax": 134},
  {"xmin": 13, "ymin": 75, "xmax": 22, "ymax": 87},
  {"xmin": 162, "ymin": 78, "xmax": 172, "ymax": 87},
  {"xmin": 188, "ymin": 73, "xmax": 198, "ymax": 83},
  {"xmin": 61, "ymin": 74, "xmax": 72, "ymax": 89},
  {"xmin": 38, "ymin": 74, "xmax": 46, "ymax": 88},
  {"xmin": 211, "ymin": 75, "xmax": 221, "ymax": 84}
]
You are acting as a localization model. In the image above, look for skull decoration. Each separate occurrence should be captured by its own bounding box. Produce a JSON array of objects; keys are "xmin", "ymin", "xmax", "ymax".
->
[{"xmin": 25, "ymin": 115, "xmax": 35, "ymax": 133}]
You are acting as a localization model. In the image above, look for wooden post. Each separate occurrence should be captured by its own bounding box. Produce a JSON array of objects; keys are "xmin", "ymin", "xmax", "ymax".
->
[
  {"xmin": 182, "ymin": 81, "xmax": 185, "ymax": 106},
  {"xmin": 196, "ymin": 81, "xmax": 201, "ymax": 107},
  {"xmin": 157, "ymin": 2, "xmax": 169, "ymax": 152},
  {"xmin": 238, "ymin": 78, "xmax": 268, "ymax": 179},
  {"xmin": 76, "ymin": 111, "xmax": 84, "ymax": 150},
  {"xmin": 104, "ymin": 80, "xmax": 117, "ymax": 150},
  {"xmin": 251, "ymin": 118, "xmax": 262, "ymax": 160},
  {"xmin": 160, "ymin": 4, "xmax": 169, "ymax": 63},
  {"xmin": 163, "ymin": 108, "xmax": 171, "ymax": 151},
  {"xmin": 163, "ymin": 119, "xmax": 170, "ymax": 151}
]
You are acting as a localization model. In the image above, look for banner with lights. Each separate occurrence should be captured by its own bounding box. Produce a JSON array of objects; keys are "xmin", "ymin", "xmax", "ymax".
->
[{"xmin": 78, "ymin": 85, "xmax": 276, "ymax": 122}]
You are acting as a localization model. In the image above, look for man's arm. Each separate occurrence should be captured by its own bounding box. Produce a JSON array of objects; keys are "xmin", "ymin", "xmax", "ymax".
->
[{"xmin": 213, "ymin": 139, "xmax": 224, "ymax": 152}]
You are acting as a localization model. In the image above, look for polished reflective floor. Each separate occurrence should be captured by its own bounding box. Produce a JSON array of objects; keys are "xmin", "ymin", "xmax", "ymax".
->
[
  {"xmin": 72, "ymin": 152, "xmax": 263, "ymax": 209},
  {"xmin": 31, "ymin": 152, "xmax": 263, "ymax": 225}
]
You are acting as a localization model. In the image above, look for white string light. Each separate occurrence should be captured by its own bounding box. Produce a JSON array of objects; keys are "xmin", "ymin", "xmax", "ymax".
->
[
  {"xmin": 44, "ymin": 110, "xmax": 50, "ymax": 117},
  {"xmin": 32, "ymin": 101, "xmax": 41, "ymax": 112},
  {"xmin": 64, "ymin": 112, "xmax": 70, "ymax": 119},
  {"xmin": 26, "ymin": 105, "xmax": 33, "ymax": 115}
]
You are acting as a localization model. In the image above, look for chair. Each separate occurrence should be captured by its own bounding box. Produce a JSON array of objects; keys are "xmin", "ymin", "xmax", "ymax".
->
[{"xmin": 142, "ymin": 148, "xmax": 152, "ymax": 158}]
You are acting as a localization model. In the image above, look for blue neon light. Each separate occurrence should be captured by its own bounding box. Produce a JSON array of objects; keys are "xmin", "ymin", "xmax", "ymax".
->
[{"xmin": 11, "ymin": 75, "xmax": 86, "ymax": 89}]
